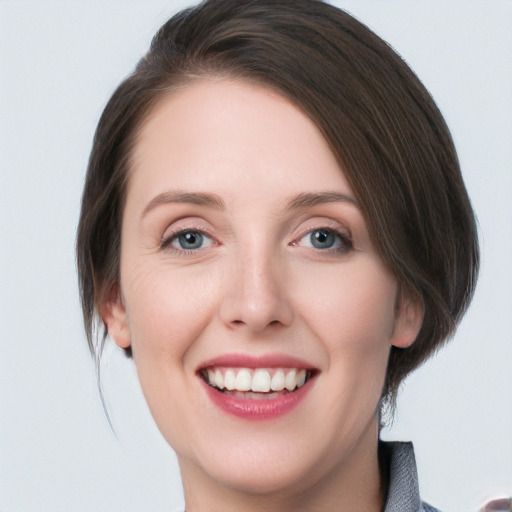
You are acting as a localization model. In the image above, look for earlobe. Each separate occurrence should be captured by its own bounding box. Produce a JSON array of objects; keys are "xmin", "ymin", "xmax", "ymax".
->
[
  {"xmin": 99, "ymin": 284, "xmax": 131, "ymax": 349},
  {"xmin": 391, "ymin": 290, "xmax": 424, "ymax": 348}
]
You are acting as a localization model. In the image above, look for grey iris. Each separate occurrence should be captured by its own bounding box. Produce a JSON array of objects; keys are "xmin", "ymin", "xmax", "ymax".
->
[
  {"xmin": 178, "ymin": 232, "xmax": 203, "ymax": 249},
  {"xmin": 310, "ymin": 229, "xmax": 335, "ymax": 249}
]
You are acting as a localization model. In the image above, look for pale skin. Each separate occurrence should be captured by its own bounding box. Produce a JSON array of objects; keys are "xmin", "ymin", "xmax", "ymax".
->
[{"xmin": 101, "ymin": 78, "xmax": 423, "ymax": 512}]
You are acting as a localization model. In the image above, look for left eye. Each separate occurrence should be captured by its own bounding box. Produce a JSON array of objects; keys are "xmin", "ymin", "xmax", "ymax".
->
[
  {"xmin": 164, "ymin": 230, "xmax": 213, "ymax": 251},
  {"xmin": 296, "ymin": 228, "xmax": 349, "ymax": 250}
]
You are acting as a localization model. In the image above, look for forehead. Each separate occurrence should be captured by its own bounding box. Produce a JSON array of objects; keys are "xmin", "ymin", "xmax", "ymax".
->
[{"xmin": 127, "ymin": 78, "xmax": 352, "ymax": 211}]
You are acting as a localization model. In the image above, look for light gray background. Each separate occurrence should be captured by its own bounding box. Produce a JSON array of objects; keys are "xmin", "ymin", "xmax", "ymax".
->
[{"xmin": 1, "ymin": 1, "xmax": 511, "ymax": 511}]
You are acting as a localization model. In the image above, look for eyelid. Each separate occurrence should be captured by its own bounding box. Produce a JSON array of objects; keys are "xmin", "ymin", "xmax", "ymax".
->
[
  {"xmin": 294, "ymin": 228, "xmax": 351, "ymax": 245},
  {"xmin": 160, "ymin": 215, "xmax": 214, "ymax": 241},
  {"xmin": 292, "ymin": 216, "xmax": 351, "ymax": 240}
]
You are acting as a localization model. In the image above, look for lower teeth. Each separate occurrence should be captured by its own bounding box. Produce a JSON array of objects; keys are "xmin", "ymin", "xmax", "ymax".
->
[
  {"xmin": 222, "ymin": 390, "xmax": 289, "ymax": 399},
  {"xmin": 228, "ymin": 390, "xmax": 284, "ymax": 400}
]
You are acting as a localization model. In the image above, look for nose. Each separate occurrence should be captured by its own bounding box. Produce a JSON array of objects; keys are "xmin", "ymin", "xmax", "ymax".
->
[{"xmin": 219, "ymin": 247, "xmax": 293, "ymax": 333}]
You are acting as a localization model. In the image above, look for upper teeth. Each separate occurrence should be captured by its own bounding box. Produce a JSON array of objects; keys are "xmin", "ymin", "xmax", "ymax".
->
[{"xmin": 205, "ymin": 368, "xmax": 308, "ymax": 393}]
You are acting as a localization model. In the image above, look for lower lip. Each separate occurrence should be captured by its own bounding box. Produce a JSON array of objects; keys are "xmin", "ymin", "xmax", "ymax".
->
[{"xmin": 200, "ymin": 378, "xmax": 314, "ymax": 420}]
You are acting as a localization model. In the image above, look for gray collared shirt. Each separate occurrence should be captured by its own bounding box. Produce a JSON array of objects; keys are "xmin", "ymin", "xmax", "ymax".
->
[{"xmin": 383, "ymin": 441, "xmax": 441, "ymax": 512}]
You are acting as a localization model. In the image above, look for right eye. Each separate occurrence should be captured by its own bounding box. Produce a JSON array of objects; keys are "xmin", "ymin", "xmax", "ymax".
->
[{"xmin": 162, "ymin": 230, "xmax": 214, "ymax": 252}]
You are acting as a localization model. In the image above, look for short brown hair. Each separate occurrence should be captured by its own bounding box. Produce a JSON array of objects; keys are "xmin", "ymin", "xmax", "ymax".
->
[{"xmin": 77, "ymin": 0, "xmax": 479, "ymax": 404}]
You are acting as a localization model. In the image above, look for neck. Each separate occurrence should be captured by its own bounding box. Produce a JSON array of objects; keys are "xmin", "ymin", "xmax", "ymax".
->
[{"xmin": 179, "ymin": 418, "xmax": 384, "ymax": 512}]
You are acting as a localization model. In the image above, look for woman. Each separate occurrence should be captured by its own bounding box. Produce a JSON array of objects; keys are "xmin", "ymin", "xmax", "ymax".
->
[{"xmin": 76, "ymin": 1, "xmax": 479, "ymax": 511}]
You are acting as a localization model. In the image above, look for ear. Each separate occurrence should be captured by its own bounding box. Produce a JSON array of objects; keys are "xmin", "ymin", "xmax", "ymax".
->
[
  {"xmin": 99, "ymin": 284, "xmax": 131, "ymax": 349},
  {"xmin": 390, "ymin": 288, "xmax": 424, "ymax": 348}
]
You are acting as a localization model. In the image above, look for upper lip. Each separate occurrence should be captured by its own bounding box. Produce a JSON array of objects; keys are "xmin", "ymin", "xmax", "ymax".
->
[{"xmin": 196, "ymin": 353, "xmax": 318, "ymax": 372}]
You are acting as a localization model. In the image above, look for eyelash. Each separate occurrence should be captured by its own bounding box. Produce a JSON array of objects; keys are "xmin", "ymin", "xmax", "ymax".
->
[
  {"xmin": 160, "ymin": 226, "xmax": 352, "ymax": 256},
  {"xmin": 292, "ymin": 227, "xmax": 353, "ymax": 255}
]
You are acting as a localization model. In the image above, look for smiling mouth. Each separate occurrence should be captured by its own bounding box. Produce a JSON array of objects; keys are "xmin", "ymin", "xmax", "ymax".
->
[{"xmin": 199, "ymin": 367, "xmax": 314, "ymax": 398}]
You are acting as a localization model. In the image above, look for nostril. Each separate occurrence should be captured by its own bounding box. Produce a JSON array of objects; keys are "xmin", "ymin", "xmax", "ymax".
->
[{"xmin": 230, "ymin": 319, "xmax": 281, "ymax": 329}]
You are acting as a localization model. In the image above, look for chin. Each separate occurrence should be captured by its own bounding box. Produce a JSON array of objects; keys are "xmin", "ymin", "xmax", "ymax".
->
[
  {"xmin": 177, "ymin": 421, "xmax": 363, "ymax": 500},
  {"xmin": 200, "ymin": 452, "xmax": 320, "ymax": 496}
]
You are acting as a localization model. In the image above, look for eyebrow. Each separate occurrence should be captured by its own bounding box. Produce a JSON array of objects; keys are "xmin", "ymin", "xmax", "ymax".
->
[
  {"xmin": 142, "ymin": 191, "xmax": 226, "ymax": 217},
  {"xmin": 286, "ymin": 192, "xmax": 359, "ymax": 209}
]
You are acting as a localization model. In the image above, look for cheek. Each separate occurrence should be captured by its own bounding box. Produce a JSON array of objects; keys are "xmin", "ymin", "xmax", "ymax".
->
[
  {"xmin": 121, "ymin": 258, "xmax": 220, "ymax": 359},
  {"xmin": 119, "ymin": 260, "xmax": 223, "ymax": 446},
  {"xmin": 294, "ymin": 258, "xmax": 397, "ymax": 356},
  {"xmin": 311, "ymin": 261, "xmax": 396, "ymax": 424}
]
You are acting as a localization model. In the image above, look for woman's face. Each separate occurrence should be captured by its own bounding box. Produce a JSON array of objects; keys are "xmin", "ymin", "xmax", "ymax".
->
[{"xmin": 104, "ymin": 79, "xmax": 421, "ymax": 502}]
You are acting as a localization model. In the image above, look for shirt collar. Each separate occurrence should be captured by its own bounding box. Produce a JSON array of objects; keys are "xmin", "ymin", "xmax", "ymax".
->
[{"xmin": 382, "ymin": 441, "xmax": 422, "ymax": 512}]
